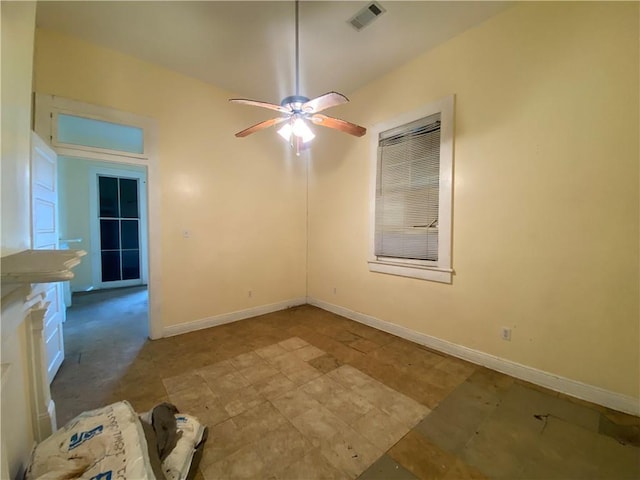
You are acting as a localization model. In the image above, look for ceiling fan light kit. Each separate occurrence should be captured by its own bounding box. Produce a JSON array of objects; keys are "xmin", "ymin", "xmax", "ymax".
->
[{"xmin": 229, "ymin": 0, "xmax": 367, "ymax": 155}]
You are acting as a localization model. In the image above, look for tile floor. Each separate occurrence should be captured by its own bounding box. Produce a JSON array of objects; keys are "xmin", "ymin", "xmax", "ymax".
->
[{"xmin": 52, "ymin": 287, "xmax": 640, "ymax": 479}]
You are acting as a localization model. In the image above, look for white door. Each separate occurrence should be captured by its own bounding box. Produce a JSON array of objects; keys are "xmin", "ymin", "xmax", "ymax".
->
[{"xmin": 31, "ymin": 132, "xmax": 65, "ymax": 384}]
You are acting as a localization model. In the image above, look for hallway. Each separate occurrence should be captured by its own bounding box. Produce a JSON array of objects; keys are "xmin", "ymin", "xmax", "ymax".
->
[{"xmin": 51, "ymin": 286, "xmax": 149, "ymax": 425}]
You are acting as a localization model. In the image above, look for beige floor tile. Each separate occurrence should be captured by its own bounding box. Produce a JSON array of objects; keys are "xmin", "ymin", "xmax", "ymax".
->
[
  {"xmin": 211, "ymin": 370, "xmax": 251, "ymax": 396},
  {"xmin": 420, "ymin": 367, "xmax": 469, "ymax": 391},
  {"xmin": 389, "ymin": 430, "xmax": 458, "ymax": 480},
  {"xmin": 350, "ymin": 326, "xmax": 397, "ymax": 347},
  {"xmin": 349, "ymin": 338, "xmax": 381, "ymax": 354},
  {"xmin": 308, "ymin": 354, "xmax": 343, "ymax": 374},
  {"xmin": 168, "ymin": 384, "xmax": 218, "ymax": 413},
  {"xmin": 200, "ymin": 418, "xmax": 245, "ymax": 469},
  {"xmin": 290, "ymin": 405, "xmax": 351, "ymax": 447},
  {"xmin": 319, "ymin": 425, "xmax": 384, "ymax": 478},
  {"xmin": 442, "ymin": 459, "xmax": 487, "ymax": 480},
  {"xmin": 434, "ymin": 357, "xmax": 477, "ymax": 378},
  {"xmin": 385, "ymin": 393, "xmax": 431, "ymax": 429},
  {"xmin": 275, "ymin": 448, "xmax": 349, "ymax": 480},
  {"xmin": 202, "ymin": 445, "xmax": 265, "ymax": 480},
  {"xmin": 253, "ymin": 423, "xmax": 315, "ymax": 475},
  {"xmin": 300, "ymin": 373, "xmax": 345, "ymax": 399},
  {"xmin": 267, "ymin": 351, "xmax": 309, "ymax": 373},
  {"xmin": 333, "ymin": 329, "xmax": 362, "ymax": 343},
  {"xmin": 162, "ymin": 371, "xmax": 207, "ymax": 395},
  {"xmin": 233, "ymin": 401, "xmax": 290, "ymax": 439},
  {"xmin": 219, "ymin": 384, "xmax": 265, "ymax": 417},
  {"xmin": 237, "ymin": 363, "xmax": 280, "ymax": 385},
  {"xmin": 301, "ymin": 376, "xmax": 375, "ymax": 425},
  {"xmin": 283, "ymin": 364, "xmax": 323, "ymax": 386},
  {"xmin": 189, "ymin": 401, "xmax": 230, "ymax": 428},
  {"xmin": 466, "ymin": 367, "xmax": 514, "ymax": 394},
  {"xmin": 253, "ymin": 372, "xmax": 297, "ymax": 401},
  {"xmin": 352, "ymin": 407, "xmax": 410, "ymax": 451},
  {"xmin": 196, "ymin": 359, "xmax": 236, "ymax": 380},
  {"xmin": 271, "ymin": 388, "xmax": 324, "ymax": 419},
  {"xmin": 293, "ymin": 344, "xmax": 326, "ymax": 361},
  {"xmin": 278, "ymin": 337, "xmax": 309, "ymax": 351},
  {"xmin": 255, "ymin": 343, "xmax": 289, "ymax": 360},
  {"xmin": 328, "ymin": 365, "xmax": 376, "ymax": 388},
  {"xmin": 350, "ymin": 379, "xmax": 405, "ymax": 415},
  {"xmin": 230, "ymin": 351, "xmax": 267, "ymax": 370}
]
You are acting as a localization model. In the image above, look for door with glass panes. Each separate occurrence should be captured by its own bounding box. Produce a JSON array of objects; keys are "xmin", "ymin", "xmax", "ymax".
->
[{"xmin": 97, "ymin": 174, "xmax": 145, "ymax": 287}]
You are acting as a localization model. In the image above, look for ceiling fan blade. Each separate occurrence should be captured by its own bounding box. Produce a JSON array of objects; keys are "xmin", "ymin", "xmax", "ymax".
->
[
  {"xmin": 310, "ymin": 114, "xmax": 367, "ymax": 137},
  {"xmin": 229, "ymin": 98, "xmax": 292, "ymax": 114},
  {"xmin": 235, "ymin": 117, "xmax": 289, "ymax": 138},
  {"xmin": 302, "ymin": 92, "xmax": 349, "ymax": 113}
]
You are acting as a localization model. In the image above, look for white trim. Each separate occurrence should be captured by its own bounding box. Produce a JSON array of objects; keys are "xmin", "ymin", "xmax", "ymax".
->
[
  {"xmin": 307, "ymin": 297, "xmax": 640, "ymax": 416},
  {"xmin": 163, "ymin": 297, "xmax": 307, "ymax": 338},
  {"xmin": 34, "ymin": 94, "xmax": 163, "ymax": 339},
  {"xmin": 35, "ymin": 94, "xmax": 153, "ymax": 159},
  {"xmin": 368, "ymin": 261, "xmax": 452, "ymax": 283},
  {"xmin": 368, "ymin": 95, "xmax": 455, "ymax": 284}
]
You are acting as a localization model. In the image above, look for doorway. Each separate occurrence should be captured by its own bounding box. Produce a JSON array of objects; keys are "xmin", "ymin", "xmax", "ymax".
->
[{"xmin": 35, "ymin": 93, "xmax": 161, "ymax": 339}]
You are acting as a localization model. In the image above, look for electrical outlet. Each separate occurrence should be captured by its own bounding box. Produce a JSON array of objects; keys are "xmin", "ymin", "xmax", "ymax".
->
[
  {"xmin": 501, "ymin": 327, "xmax": 512, "ymax": 341},
  {"xmin": 333, "ymin": 287, "xmax": 337, "ymax": 295},
  {"xmin": 248, "ymin": 290, "xmax": 252, "ymax": 298}
]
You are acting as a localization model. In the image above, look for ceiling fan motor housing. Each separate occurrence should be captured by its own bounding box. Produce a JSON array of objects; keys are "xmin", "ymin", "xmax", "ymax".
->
[{"xmin": 281, "ymin": 95, "xmax": 310, "ymax": 112}]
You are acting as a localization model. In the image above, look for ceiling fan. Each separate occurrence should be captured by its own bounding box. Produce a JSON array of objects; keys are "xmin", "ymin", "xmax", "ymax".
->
[{"xmin": 229, "ymin": 0, "xmax": 367, "ymax": 155}]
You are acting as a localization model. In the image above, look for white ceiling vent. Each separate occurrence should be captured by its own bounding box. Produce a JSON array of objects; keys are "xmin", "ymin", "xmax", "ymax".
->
[{"xmin": 348, "ymin": 2, "xmax": 386, "ymax": 31}]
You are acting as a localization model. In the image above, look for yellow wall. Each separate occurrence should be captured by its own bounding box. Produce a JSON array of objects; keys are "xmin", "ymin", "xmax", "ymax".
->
[
  {"xmin": 308, "ymin": 2, "xmax": 639, "ymax": 399},
  {"xmin": 1, "ymin": 2, "xmax": 38, "ymax": 477},
  {"xmin": 34, "ymin": 29, "xmax": 308, "ymax": 329},
  {"xmin": 1, "ymin": 1, "xmax": 36, "ymax": 255}
]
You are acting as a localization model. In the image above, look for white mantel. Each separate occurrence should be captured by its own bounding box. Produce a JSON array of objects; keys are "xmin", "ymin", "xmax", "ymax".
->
[
  {"xmin": 1, "ymin": 248, "xmax": 86, "ymax": 449},
  {"xmin": 1, "ymin": 249, "xmax": 86, "ymax": 285}
]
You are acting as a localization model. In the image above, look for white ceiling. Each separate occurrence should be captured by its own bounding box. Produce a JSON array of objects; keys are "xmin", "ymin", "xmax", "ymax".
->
[{"xmin": 36, "ymin": 1, "xmax": 510, "ymax": 103}]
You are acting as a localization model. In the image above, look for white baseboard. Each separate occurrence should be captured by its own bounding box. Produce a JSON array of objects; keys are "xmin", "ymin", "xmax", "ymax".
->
[
  {"xmin": 307, "ymin": 297, "xmax": 640, "ymax": 416},
  {"xmin": 163, "ymin": 297, "xmax": 307, "ymax": 338}
]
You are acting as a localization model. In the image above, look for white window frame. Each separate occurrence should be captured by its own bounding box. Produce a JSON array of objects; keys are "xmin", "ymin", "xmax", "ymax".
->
[
  {"xmin": 88, "ymin": 166, "xmax": 149, "ymax": 290},
  {"xmin": 368, "ymin": 94, "xmax": 454, "ymax": 284}
]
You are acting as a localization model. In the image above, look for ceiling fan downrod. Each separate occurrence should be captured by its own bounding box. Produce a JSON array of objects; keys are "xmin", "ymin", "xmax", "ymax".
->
[{"xmin": 295, "ymin": 0, "xmax": 300, "ymax": 97}]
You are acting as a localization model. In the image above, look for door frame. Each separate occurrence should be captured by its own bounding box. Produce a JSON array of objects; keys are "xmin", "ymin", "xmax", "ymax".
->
[
  {"xmin": 34, "ymin": 94, "xmax": 162, "ymax": 339},
  {"xmin": 89, "ymin": 166, "xmax": 149, "ymax": 289}
]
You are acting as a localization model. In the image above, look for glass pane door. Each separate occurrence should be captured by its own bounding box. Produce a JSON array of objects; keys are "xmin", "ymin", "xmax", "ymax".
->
[{"xmin": 98, "ymin": 175, "xmax": 141, "ymax": 283}]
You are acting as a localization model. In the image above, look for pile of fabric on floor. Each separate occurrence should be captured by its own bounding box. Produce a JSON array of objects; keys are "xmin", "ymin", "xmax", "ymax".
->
[{"xmin": 25, "ymin": 401, "xmax": 208, "ymax": 480}]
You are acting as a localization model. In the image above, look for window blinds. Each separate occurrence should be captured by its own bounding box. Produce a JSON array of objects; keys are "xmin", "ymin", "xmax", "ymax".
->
[{"xmin": 375, "ymin": 114, "xmax": 441, "ymax": 261}]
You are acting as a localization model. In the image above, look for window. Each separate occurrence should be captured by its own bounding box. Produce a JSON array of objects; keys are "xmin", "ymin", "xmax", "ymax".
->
[
  {"xmin": 368, "ymin": 95, "xmax": 454, "ymax": 283},
  {"xmin": 57, "ymin": 114, "xmax": 144, "ymax": 154}
]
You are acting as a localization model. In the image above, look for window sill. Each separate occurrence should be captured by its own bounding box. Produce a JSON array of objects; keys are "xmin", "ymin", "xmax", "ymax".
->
[{"xmin": 368, "ymin": 260, "xmax": 452, "ymax": 284}]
